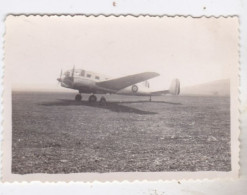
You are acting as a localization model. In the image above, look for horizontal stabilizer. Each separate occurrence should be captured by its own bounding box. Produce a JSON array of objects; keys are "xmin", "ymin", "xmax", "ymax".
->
[
  {"xmin": 150, "ymin": 90, "xmax": 169, "ymax": 96},
  {"xmin": 151, "ymin": 79, "xmax": 180, "ymax": 96},
  {"xmin": 96, "ymin": 72, "xmax": 159, "ymax": 91}
]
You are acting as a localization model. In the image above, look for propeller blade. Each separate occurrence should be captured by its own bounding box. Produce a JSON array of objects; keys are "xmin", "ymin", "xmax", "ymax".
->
[
  {"xmin": 60, "ymin": 69, "xmax": 63, "ymax": 79},
  {"xmin": 57, "ymin": 69, "xmax": 63, "ymax": 84},
  {"xmin": 71, "ymin": 66, "xmax": 75, "ymax": 82}
]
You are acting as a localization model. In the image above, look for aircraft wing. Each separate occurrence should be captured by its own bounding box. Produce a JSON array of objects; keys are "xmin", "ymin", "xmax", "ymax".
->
[{"xmin": 96, "ymin": 72, "xmax": 159, "ymax": 91}]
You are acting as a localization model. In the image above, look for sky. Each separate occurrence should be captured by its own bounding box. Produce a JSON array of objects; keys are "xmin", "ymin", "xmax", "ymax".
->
[{"xmin": 4, "ymin": 16, "xmax": 238, "ymax": 91}]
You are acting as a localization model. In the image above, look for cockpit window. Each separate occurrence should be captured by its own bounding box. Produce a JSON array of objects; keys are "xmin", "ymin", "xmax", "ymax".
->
[
  {"xmin": 87, "ymin": 74, "xmax": 91, "ymax": 78},
  {"xmin": 95, "ymin": 76, "xmax": 100, "ymax": 80}
]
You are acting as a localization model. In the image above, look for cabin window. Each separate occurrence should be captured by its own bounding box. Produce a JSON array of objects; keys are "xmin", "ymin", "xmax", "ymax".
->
[
  {"xmin": 80, "ymin": 70, "xmax": 85, "ymax": 77},
  {"xmin": 86, "ymin": 74, "xmax": 91, "ymax": 78},
  {"xmin": 95, "ymin": 76, "xmax": 100, "ymax": 80},
  {"xmin": 75, "ymin": 70, "xmax": 81, "ymax": 76}
]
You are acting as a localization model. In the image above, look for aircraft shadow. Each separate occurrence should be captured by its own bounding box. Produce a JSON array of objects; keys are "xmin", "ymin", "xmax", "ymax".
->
[
  {"xmin": 40, "ymin": 99, "xmax": 158, "ymax": 115},
  {"xmin": 116, "ymin": 100, "xmax": 182, "ymax": 105}
]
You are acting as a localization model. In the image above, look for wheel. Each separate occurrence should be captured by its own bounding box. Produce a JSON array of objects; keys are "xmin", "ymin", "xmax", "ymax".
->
[
  {"xmin": 89, "ymin": 95, "xmax": 97, "ymax": 103},
  {"xmin": 99, "ymin": 96, "xmax": 107, "ymax": 106},
  {"xmin": 75, "ymin": 94, "xmax": 82, "ymax": 101}
]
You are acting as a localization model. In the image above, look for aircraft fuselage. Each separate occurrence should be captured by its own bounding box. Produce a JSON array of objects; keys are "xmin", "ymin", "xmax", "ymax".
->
[
  {"xmin": 60, "ymin": 69, "xmax": 153, "ymax": 96},
  {"xmin": 57, "ymin": 68, "xmax": 180, "ymax": 102}
]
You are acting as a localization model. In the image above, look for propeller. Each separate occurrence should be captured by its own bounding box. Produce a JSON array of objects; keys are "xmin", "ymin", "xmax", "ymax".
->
[
  {"xmin": 71, "ymin": 65, "xmax": 75, "ymax": 82},
  {"xmin": 57, "ymin": 69, "xmax": 63, "ymax": 83},
  {"xmin": 60, "ymin": 69, "xmax": 63, "ymax": 80}
]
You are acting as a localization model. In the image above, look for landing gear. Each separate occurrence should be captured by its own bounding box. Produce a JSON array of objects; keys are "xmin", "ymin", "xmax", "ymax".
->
[
  {"xmin": 75, "ymin": 94, "xmax": 107, "ymax": 104},
  {"xmin": 99, "ymin": 96, "xmax": 107, "ymax": 106},
  {"xmin": 75, "ymin": 94, "xmax": 82, "ymax": 101},
  {"xmin": 88, "ymin": 95, "xmax": 97, "ymax": 103}
]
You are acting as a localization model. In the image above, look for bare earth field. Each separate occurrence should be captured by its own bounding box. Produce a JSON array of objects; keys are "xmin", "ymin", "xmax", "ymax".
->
[{"xmin": 12, "ymin": 92, "xmax": 231, "ymax": 174}]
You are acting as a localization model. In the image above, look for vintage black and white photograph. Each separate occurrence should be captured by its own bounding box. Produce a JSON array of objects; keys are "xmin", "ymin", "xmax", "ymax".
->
[{"xmin": 3, "ymin": 15, "xmax": 239, "ymax": 181}]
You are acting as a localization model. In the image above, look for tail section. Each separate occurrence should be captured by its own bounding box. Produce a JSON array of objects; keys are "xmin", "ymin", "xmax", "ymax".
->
[
  {"xmin": 169, "ymin": 79, "xmax": 180, "ymax": 95},
  {"xmin": 150, "ymin": 78, "xmax": 180, "ymax": 96}
]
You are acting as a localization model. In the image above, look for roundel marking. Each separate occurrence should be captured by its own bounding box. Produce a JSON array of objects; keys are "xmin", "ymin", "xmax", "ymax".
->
[{"xmin": 132, "ymin": 85, "xmax": 138, "ymax": 93}]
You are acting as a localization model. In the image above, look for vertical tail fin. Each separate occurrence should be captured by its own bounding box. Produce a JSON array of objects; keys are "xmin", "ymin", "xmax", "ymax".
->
[{"xmin": 169, "ymin": 79, "xmax": 180, "ymax": 95}]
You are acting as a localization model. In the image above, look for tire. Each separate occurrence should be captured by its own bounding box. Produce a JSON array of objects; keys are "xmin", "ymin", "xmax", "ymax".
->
[
  {"xmin": 99, "ymin": 97, "xmax": 107, "ymax": 106},
  {"xmin": 75, "ymin": 94, "xmax": 82, "ymax": 101},
  {"xmin": 89, "ymin": 95, "xmax": 97, "ymax": 103}
]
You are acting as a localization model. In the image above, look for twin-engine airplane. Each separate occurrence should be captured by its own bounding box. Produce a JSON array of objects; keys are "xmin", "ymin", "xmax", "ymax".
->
[{"xmin": 57, "ymin": 67, "xmax": 180, "ymax": 104}]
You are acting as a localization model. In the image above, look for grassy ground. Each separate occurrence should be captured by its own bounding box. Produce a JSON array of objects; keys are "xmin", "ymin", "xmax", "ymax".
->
[{"xmin": 12, "ymin": 92, "xmax": 231, "ymax": 174}]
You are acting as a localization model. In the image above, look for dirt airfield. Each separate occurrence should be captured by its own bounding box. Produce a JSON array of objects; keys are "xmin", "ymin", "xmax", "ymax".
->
[{"xmin": 12, "ymin": 92, "xmax": 231, "ymax": 174}]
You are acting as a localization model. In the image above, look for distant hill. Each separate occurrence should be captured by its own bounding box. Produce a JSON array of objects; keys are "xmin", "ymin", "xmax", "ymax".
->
[{"xmin": 181, "ymin": 79, "xmax": 230, "ymax": 96}]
